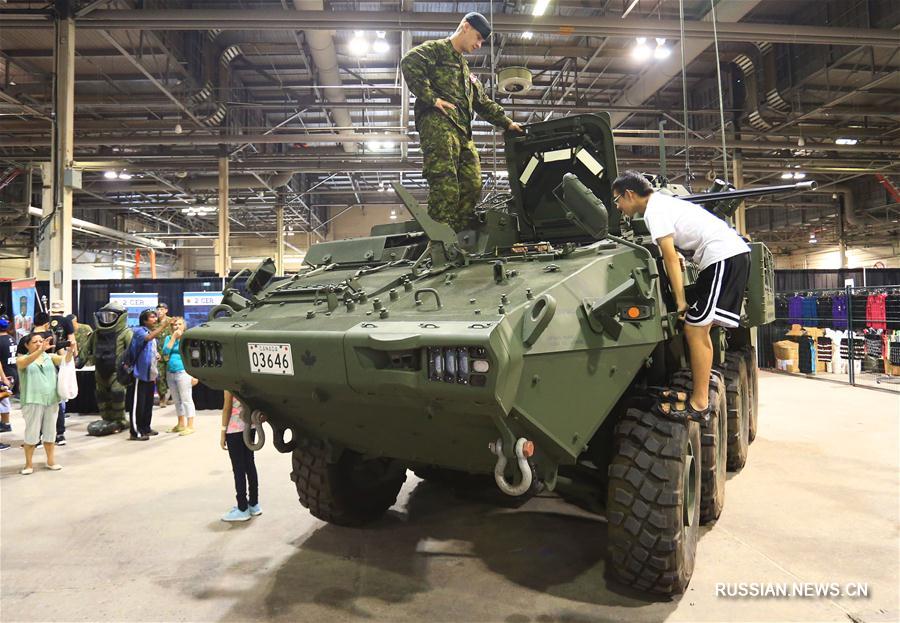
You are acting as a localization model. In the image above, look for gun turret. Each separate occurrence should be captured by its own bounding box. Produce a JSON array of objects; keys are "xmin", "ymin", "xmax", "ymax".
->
[{"xmin": 685, "ymin": 180, "xmax": 818, "ymax": 220}]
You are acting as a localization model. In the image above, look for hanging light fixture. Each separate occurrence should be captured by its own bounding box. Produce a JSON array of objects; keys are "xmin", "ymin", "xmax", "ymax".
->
[
  {"xmin": 372, "ymin": 31, "xmax": 389, "ymax": 54},
  {"xmin": 653, "ymin": 38, "xmax": 671, "ymax": 59},
  {"xmin": 104, "ymin": 171, "xmax": 119, "ymax": 180},
  {"xmin": 632, "ymin": 37, "xmax": 651, "ymax": 62},
  {"xmin": 349, "ymin": 31, "xmax": 369, "ymax": 56},
  {"xmin": 532, "ymin": 0, "xmax": 551, "ymax": 16}
]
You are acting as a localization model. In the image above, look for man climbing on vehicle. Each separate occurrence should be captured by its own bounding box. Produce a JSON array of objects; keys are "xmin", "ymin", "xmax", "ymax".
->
[{"xmin": 612, "ymin": 170, "xmax": 751, "ymax": 421}]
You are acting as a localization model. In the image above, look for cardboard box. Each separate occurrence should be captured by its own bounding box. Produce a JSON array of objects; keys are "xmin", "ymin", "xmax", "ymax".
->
[
  {"xmin": 774, "ymin": 340, "xmax": 800, "ymax": 373},
  {"xmin": 776, "ymin": 358, "xmax": 799, "ymax": 373}
]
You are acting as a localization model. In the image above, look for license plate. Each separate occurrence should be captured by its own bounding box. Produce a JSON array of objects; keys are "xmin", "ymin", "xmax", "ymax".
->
[{"xmin": 247, "ymin": 343, "xmax": 294, "ymax": 376}]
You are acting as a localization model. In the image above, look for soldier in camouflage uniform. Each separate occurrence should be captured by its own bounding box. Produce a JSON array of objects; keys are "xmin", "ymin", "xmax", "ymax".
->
[
  {"xmin": 401, "ymin": 12, "xmax": 523, "ymax": 231},
  {"xmin": 155, "ymin": 302, "xmax": 173, "ymax": 407},
  {"xmin": 70, "ymin": 314, "xmax": 93, "ymax": 359}
]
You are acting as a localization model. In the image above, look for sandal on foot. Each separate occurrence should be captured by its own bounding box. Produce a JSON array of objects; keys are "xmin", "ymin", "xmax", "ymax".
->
[
  {"xmin": 654, "ymin": 400, "xmax": 711, "ymax": 424},
  {"xmin": 20, "ymin": 467, "xmax": 33, "ymax": 475}
]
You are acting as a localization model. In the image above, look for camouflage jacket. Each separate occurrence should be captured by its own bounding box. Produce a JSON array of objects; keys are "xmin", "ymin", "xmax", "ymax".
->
[
  {"xmin": 156, "ymin": 322, "xmax": 174, "ymax": 359},
  {"xmin": 74, "ymin": 325, "xmax": 93, "ymax": 356},
  {"xmin": 401, "ymin": 38, "xmax": 512, "ymax": 139}
]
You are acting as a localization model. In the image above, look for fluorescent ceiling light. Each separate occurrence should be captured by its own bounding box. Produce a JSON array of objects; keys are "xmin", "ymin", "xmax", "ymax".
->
[
  {"xmin": 632, "ymin": 37, "xmax": 651, "ymax": 62},
  {"xmin": 654, "ymin": 38, "xmax": 671, "ymax": 59},
  {"xmin": 118, "ymin": 172, "xmax": 133, "ymax": 180},
  {"xmin": 373, "ymin": 32, "xmax": 389, "ymax": 54},
  {"xmin": 794, "ymin": 172, "xmax": 806, "ymax": 179},
  {"xmin": 781, "ymin": 172, "xmax": 794, "ymax": 180},
  {"xmin": 104, "ymin": 171, "xmax": 119, "ymax": 179},
  {"xmin": 835, "ymin": 138, "xmax": 858, "ymax": 145},
  {"xmin": 532, "ymin": 0, "xmax": 551, "ymax": 16},
  {"xmin": 522, "ymin": 31, "xmax": 534, "ymax": 40},
  {"xmin": 349, "ymin": 32, "xmax": 369, "ymax": 56}
]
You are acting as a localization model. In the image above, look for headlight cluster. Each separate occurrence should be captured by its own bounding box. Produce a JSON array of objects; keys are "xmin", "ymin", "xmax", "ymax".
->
[
  {"xmin": 427, "ymin": 346, "xmax": 490, "ymax": 387},
  {"xmin": 186, "ymin": 339, "xmax": 223, "ymax": 368}
]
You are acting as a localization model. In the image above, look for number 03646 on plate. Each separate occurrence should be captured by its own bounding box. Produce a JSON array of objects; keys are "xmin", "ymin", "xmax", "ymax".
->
[{"xmin": 247, "ymin": 343, "xmax": 294, "ymax": 375}]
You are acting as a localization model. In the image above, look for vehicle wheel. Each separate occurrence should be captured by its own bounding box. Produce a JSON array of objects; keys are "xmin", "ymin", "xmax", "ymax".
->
[
  {"xmin": 606, "ymin": 404, "xmax": 702, "ymax": 595},
  {"xmin": 668, "ymin": 370, "xmax": 727, "ymax": 524},
  {"xmin": 742, "ymin": 346, "xmax": 759, "ymax": 443},
  {"xmin": 720, "ymin": 352, "xmax": 750, "ymax": 471},
  {"xmin": 290, "ymin": 439, "xmax": 407, "ymax": 527}
]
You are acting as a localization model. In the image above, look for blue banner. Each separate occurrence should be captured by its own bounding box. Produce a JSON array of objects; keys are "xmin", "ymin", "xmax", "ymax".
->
[
  {"xmin": 109, "ymin": 293, "xmax": 159, "ymax": 328},
  {"xmin": 183, "ymin": 292, "xmax": 223, "ymax": 328}
]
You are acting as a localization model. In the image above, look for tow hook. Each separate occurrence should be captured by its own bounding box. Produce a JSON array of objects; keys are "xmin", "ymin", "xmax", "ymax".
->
[
  {"xmin": 488, "ymin": 437, "xmax": 535, "ymax": 496},
  {"xmin": 242, "ymin": 409, "xmax": 266, "ymax": 451}
]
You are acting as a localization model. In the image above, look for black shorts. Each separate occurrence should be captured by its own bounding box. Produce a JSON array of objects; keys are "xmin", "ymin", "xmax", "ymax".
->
[{"xmin": 686, "ymin": 253, "xmax": 751, "ymax": 328}]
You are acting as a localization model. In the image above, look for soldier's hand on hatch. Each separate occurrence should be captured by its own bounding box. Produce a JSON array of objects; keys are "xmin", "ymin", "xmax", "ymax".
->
[
  {"xmin": 433, "ymin": 98, "xmax": 457, "ymax": 115},
  {"xmin": 507, "ymin": 122, "xmax": 524, "ymax": 133}
]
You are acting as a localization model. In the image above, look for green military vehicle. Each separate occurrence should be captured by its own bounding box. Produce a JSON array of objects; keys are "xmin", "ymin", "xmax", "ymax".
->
[{"xmin": 183, "ymin": 114, "xmax": 814, "ymax": 595}]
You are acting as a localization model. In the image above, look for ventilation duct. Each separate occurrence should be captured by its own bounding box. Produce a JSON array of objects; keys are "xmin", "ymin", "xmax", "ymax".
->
[
  {"xmin": 88, "ymin": 171, "xmax": 294, "ymax": 194},
  {"xmin": 293, "ymin": 0, "xmax": 358, "ymax": 153},
  {"xmin": 733, "ymin": 42, "xmax": 792, "ymax": 133}
]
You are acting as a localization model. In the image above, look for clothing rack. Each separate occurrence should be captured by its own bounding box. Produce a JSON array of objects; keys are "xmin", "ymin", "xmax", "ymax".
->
[{"xmin": 771, "ymin": 284, "xmax": 900, "ymax": 386}]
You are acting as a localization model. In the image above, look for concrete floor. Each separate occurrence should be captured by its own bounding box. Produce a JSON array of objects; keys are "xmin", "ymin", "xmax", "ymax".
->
[{"xmin": 1, "ymin": 371, "xmax": 897, "ymax": 623}]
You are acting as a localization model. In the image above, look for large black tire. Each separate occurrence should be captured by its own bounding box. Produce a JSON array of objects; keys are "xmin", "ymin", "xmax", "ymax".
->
[
  {"xmin": 607, "ymin": 405, "xmax": 702, "ymax": 595},
  {"xmin": 720, "ymin": 352, "xmax": 750, "ymax": 471},
  {"xmin": 668, "ymin": 370, "xmax": 728, "ymax": 524},
  {"xmin": 742, "ymin": 346, "xmax": 759, "ymax": 443},
  {"xmin": 290, "ymin": 439, "xmax": 407, "ymax": 527}
]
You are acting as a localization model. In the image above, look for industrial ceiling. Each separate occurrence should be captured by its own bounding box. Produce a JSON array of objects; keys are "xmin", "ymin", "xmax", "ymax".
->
[{"xmin": 1, "ymin": 0, "xmax": 899, "ymax": 266}]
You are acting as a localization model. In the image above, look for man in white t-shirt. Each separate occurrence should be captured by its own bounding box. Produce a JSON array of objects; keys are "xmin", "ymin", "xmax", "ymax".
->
[{"xmin": 612, "ymin": 171, "xmax": 751, "ymax": 420}]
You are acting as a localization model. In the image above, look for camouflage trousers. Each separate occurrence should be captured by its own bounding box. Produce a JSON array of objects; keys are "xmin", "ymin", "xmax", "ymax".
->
[
  {"xmin": 156, "ymin": 360, "xmax": 168, "ymax": 397},
  {"xmin": 96, "ymin": 372, "xmax": 127, "ymax": 425},
  {"xmin": 419, "ymin": 113, "xmax": 482, "ymax": 231}
]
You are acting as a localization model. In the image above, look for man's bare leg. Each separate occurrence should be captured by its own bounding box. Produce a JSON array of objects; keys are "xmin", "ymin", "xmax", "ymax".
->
[{"xmin": 684, "ymin": 323, "xmax": 713, "ymax": 411}]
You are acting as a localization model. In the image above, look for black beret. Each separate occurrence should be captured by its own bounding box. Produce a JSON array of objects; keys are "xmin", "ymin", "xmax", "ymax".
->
[{"xmin": 464, "ymin": 12, "xmax": 492, "ymax": 39}]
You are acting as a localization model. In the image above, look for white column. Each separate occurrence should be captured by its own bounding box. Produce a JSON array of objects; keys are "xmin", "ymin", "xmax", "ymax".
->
[
  {"xmin": 216, "ymin": 155, "xmax": 230, "ymax": 277},
  {"xmin": 275, "ymin": 192, "xmax": 285, "ymax": 276},
  {"xmin": 49, "ymin": 11, "xmax": 75, "ymax": 309},
  {"xmin": 732, "ymin": 152, "xmax": 747, "ymax": 236}
]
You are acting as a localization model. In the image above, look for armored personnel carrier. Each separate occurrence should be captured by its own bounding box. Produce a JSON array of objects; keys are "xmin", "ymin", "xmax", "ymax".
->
[{"xmin": 183, "ymin": 114, "xmax": 814, "ymax": 595}]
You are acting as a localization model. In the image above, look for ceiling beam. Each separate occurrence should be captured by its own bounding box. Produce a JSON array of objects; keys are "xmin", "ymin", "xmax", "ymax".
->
[{"xmin": 6, "ymin": 10, "xmax": 899, "ymax": 47}]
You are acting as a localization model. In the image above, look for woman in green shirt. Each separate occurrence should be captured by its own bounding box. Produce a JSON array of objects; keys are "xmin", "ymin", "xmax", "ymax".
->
[{"xmin": 17, "ymin": 332, "xmax": 73, "ymax": 474}]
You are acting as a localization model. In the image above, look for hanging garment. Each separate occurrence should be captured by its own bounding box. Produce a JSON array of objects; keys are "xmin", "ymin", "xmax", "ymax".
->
[
  {"xmin": 885, "ymin": 294, "xmax": 900, "ymax": 331},
  {"xmin": 816, "ymin": 336, "xmax": 833, "ymax": 362},
  {"xmin": 889, "ymin": 333, "xmax": 900, "ymax": 366},
  {"xmin": 832, "ymin": 295, "xmax": 848, "ymax": 329},
  {"xmin": 788, "ymin": 295, "xmax": 804, "ymax": 324},
  {"xmin": 851, "ymin": 294, "xmax": 868, "ymax": 329},
  {"xmin": 866, "ymin": 293, "xmax": 887, "ymax": 330},
  {"xmin": 802, "ymin": 296, "xmax": 819, "ymax": 327},
  {"xmin": 798, "ymin": 335, "xmax": 816, "ymax": 374},
  {"xmin": 863, "ymin": 329, "xmax": 885, "ymax": 373},
  {"xmin": 776, "ymin": 296, "xmax": 790, "ymax": 321},
  {"xmin": 816, "ymin": 295, "xmax": 833, "ymax": 326}
]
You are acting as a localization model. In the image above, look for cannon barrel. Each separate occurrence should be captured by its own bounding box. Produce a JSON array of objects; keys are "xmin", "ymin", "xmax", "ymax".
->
[{"xmin": 683, "ymin": 180, "xmax": 818, "ymax": 204}]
